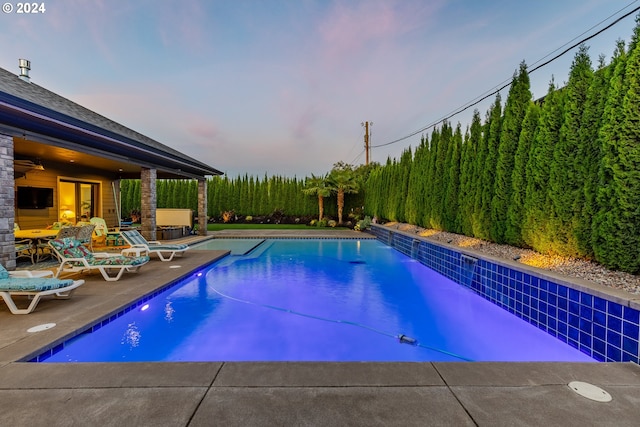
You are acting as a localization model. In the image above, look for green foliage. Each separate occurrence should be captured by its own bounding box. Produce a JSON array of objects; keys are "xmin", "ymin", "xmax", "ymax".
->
[
  {"xmin": 303, "ymin": 174, "xmax": 332, "ymax": 220},
  {"xmin": 522, "ymin": 79, "xmax": 565, "ymax": 253},
  {"xmin": 354, "ymin": 215, "xmax": 372, "ymax": 231},
  {"xmin": 575, "ymin": 55, "xmax": 610, "ymax": 258},
  {"xmin": 504, "ymin": 101, "xmax": 540, "ymax": 246},
  {"xmin": 443, "ymin": 124, "xmax": 462, "ymax": 232},
  {"xmin": 592, "ymin": 40, "xmax": 628, "ymax": 269},
  {"xmin": 547, "ymin": 45, "xmax": 593, "ymax": 256},
  {"xmin": 327, "ymin": 163, "xmax": 360, "ymax": 224},
  {"xmin": 458, "ymin": 111, "xmax": 482, "ymax": 236},
  {"xmin": 491, "ymin": 62, "xmax": 532, "ymax": 243},
  {"xmin": 476, "ymin": 94, "xmax": 502, "ymax": 240}
]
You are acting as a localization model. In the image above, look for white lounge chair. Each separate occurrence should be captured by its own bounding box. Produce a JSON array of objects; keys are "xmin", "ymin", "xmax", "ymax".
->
[
  {"xmin": 49, "ymin": 237, "xmax": 150, "ymax": 282},
  {"xmin": 120, "ymin": 230, "xmax": 189, "ymax": 262},
  {"xmin": 0, "ymin": 265, "xmax": 85, "ymax": 314}
]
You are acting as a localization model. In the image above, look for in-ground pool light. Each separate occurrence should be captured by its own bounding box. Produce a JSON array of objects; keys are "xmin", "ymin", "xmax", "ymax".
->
[{"xmin": 140, "ymin": 304, "xmax": 150, "ymax": 311}]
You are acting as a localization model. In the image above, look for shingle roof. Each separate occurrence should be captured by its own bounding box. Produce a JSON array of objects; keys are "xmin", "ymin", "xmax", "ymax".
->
[{"xmin": 0, "ymin": 66, "xmax": 222, "ymax": 177}]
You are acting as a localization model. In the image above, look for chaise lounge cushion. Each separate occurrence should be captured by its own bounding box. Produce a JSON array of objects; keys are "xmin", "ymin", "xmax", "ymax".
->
[
  {"xmin": 0, "ymin": 277, "xmax": 75, "ymax": 292},
  {"xmin": 49, "ymin": 238, "xmax": 150, "ymax": 266}
]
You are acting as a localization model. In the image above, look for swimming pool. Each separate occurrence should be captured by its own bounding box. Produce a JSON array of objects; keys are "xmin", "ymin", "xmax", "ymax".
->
[{"xmin": 40, "ymin": 239, "xmax": 594, "ymax": 363}]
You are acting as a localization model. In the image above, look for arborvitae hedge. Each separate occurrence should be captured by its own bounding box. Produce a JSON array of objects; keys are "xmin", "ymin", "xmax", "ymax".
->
[
  {"xmin": 364, "ymin": 16, "xmax": 640, "ymax": 274},
  {"xmin": 121, "ymin": 174, "xmax": 329, "ymax": 221}
]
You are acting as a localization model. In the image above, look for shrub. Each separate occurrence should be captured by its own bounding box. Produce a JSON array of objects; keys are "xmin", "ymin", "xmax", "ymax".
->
[
  {"xmin": 328, "ymin": 220, "xmax": 337, "ymax": 227},
  {"xmin": 354, "ymin": 215, "xmax": 372, "ymax": 231}
]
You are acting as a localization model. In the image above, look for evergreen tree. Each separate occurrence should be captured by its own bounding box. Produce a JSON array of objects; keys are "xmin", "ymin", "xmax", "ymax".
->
[
  {"xmin": 444, "ymin": 124, "xmax": 462, "ymax": 232},
  {"xmin": 405, "ymin": 136, "xmax": 428, "ymax": 224},
  {"xmin": 592, "ymin": 39, "xmax": 631, "ymax": 269},
  {"xmin": 458, "ymin": 111, "xmax": 482, "ymax": 235},
  {"xmin": 504, "ymin": 101, "xmax": 540, "ymax": 246},
  {"xmin": 477, "ymin": 94, "xmax": 502, "ymax": 240},
  {"xmin": 548, "ymin": 45, "xmax": 593, "ymax": 256},
  {"xmin": 575, "ymin": 54, "xmax": 610, "ymax": 257},
  {"xmin": 522, "ymin": 79, "xmax": 565, "ymax": 252},
  {"xmin": 430, "ymin": 122, "xmax": 451, "ymax": 229},
  {"xmin": 597, "ymin": 22, "xmax": 640, "ymax": 273},
  {"xmin": 471, "ymin": 110, "xmax": 490, "ymax": 238},
  {"xmin": 423, "ymin": 128, "xmax": 440, "ymax": 227},
  {"xmin": 491, "ymin": 62, "xmax": 531, "ymax": 243}
]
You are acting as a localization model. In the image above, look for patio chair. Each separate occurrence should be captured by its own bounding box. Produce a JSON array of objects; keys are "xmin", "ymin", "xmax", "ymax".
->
[
  {"xmin": 15, "ymin": 239, "xmax": 35, "ymax": 264},
  {"xmin": 120, "ymin": 229, "xmax": 189, "ymax": 262},
  {"xmin": 76, "ymin": 224, "xmax": 96, "ymax": 250},
  {"xmin": 0, "ymin": 265, "xmax": 85, "ymax": 314},
  {"xmin": 36, "ymin": 226, "xmax": 80, "ymax": 262},
  {"xmin": 49, "ymin": 237, "xmax": 150, "ymax": 282},
  {"xmin": 90, "ymin": 217, "xmax": 108, "ymax": 247}
]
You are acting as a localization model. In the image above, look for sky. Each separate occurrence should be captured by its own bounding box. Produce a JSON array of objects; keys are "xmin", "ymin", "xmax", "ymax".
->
[{"xmin": 1, "ymin": 0, "xmax": 639, "ymax": 178}]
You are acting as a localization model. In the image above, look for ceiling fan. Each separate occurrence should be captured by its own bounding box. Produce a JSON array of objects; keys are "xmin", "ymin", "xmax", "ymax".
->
[{"xmin": 14, "ymin": 159, "xmax": 45, "ymax": 176}]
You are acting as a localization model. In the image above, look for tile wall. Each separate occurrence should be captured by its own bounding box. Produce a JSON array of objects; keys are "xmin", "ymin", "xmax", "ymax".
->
[{"xmin": 371, "ymin": 225, "xmax": 640, "ymax": 363}]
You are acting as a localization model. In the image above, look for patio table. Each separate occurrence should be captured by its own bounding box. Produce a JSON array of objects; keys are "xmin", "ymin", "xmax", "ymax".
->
[{"xmin": 14, "ymin": 229, "xmax": 59, "ymax": 239}]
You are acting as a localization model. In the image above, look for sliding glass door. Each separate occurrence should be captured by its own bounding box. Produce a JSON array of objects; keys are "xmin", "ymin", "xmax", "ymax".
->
[{"xmin": 59, "ymin": 180, "xmax": 100, "ymax": 223}]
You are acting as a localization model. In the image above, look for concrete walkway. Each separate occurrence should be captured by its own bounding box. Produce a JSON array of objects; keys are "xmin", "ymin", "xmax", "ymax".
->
[{"xmin": 0, "ymin": 231, "xmax": 639, "ymax": 426}]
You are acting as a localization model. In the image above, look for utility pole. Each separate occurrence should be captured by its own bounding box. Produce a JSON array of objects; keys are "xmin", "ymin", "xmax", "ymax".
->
[{"xmin": 361, "ymin": 121, "xmax": 372, "ymax": 165}]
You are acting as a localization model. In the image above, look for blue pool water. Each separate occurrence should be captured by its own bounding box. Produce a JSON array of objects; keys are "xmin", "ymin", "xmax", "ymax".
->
[{"xmin": 41, "ymin": 239, "xmax": 595, "ymax": 362}]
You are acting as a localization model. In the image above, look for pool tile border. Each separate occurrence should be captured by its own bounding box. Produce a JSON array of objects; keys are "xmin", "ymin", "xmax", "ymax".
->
[{"xmin": 371, "ymin": 224, "xmax": 640, "ymax": 363}]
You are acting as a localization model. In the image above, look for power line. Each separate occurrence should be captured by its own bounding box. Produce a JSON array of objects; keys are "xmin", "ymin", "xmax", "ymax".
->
[{"xmin": 372, "ymin": 3, "xmax": 640, "ymax": 149}]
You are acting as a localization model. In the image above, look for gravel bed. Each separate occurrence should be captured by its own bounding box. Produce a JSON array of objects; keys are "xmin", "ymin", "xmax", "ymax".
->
[{"xmin": 384, "ymin": 223, "xmax": 640, "ymax": 295}]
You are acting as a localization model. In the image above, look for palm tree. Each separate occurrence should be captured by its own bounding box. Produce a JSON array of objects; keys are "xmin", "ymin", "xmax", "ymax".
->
[
  {"xmin": 327, "ymin": 164, "xmax": 359, "ymax": 224},
  {"xmin": 302, "ymin": 174, "xmax": 331, "ymax": 220}
]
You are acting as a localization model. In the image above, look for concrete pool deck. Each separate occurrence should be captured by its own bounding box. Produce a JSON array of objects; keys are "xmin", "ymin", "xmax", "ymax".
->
[{"xmin": 0, "ymin": 230, "xmax": 639, "ymax": 426}]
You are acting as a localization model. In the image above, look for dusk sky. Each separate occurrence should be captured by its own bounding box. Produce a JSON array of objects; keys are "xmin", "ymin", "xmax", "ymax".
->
[{"xmin": 2, "ymin": 1, "xmax": 639, "ymax": 177}]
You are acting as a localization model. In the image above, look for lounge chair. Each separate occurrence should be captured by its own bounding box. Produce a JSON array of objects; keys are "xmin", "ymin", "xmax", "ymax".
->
[
  {"xmin": 120, "ymin": 230, "xmax": 189, "ymax": 262},
  {"xmin": 0, "ymin": 265, "xmax": 85, "ymax": 314},
  {"xmin": 49, "ymin": 237, "xmax": 150, "ymax": 282}
]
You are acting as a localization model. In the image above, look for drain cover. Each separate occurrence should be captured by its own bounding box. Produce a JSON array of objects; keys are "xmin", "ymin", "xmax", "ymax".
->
[
  {"xmin": 27, "ymin": 323, "xmax": 56, "ymax": 333},
  {"xmin": 568, "ymin": 381, "xmax": 612, "ymax": 402},
  {"xmin": 169, "ymin": 265, "xmax": 182, "ymax": 269}
]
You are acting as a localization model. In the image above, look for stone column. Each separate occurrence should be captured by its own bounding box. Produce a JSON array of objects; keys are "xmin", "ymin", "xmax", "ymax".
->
[
  {"xmin": 0, "ymin": 134, "xmax": 16, "ymax": 269},
  {"xmin": 198, "ymin": 179, "xmax": 208, "ymax": 236},
  {"xmin": 140, "ymin": 167, "xmax": 157, "ymax": 241}
]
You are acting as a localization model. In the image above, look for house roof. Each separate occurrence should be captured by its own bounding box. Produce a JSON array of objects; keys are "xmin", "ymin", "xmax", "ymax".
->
[{"xmin": 0, "ymin": 66, "xmax": 223, "ymax": 179}]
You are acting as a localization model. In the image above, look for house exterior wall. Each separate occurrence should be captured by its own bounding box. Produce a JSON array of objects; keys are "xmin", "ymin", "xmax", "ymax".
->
[{"xmin": 14, "ymin": 160, "xmax": 120, "ymax": 230}]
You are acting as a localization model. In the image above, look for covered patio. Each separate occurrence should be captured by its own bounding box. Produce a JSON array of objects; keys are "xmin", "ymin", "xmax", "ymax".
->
[{"xmin": 0, "ymin": 61, "xmax": 223, "ymax": 269}]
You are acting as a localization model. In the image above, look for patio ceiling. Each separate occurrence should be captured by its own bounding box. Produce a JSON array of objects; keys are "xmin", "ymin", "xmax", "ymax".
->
[{"xmin": 13, "ymin": 136, "xmax": 191, "ymax": 180}]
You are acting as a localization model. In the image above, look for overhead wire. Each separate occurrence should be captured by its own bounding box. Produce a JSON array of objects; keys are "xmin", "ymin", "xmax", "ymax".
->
[{"xmin": 371, "ymin": 2, "xmax": 640, "ymax": 149}]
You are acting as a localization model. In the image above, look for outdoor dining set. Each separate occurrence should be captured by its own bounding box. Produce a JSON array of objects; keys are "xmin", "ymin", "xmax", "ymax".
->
[{"xmin": 3, "ymin": 222, "xmax": 190, "ymax": 314}]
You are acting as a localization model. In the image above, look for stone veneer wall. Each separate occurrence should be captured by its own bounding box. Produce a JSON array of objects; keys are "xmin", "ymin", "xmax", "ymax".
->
[
  {"xmin": 0, "ymin": 134, "xmax": 15, "ymax": 269},
  {"xmin": 198, "ymin": 179, "xmax": 207, "ymax": 236},
  {"xmin": 140, "ymin": 168, "xmax": 157, "ymax": 241},
  {"xmin": 370, "ymin": 224, "xmax": 640, "ymax": 363}
]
